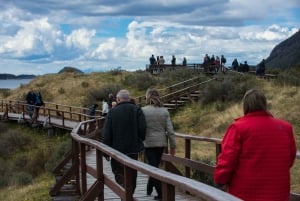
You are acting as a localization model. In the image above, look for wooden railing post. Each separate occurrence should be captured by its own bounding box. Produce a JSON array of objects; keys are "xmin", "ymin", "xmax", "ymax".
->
[
  {"xmin": 80, "ymin": 143, "xmax": 87, "ymax": 194},
  {"xmin": 61, "ymin": 111, "xmax": 65, "ymax": 127},
  {"xmin": 185, "ymin": 138, "xmax": 191, "ymax": 178},
  {"xmin": 73, "ymin": 139, "xmax": 80, "ymax": 195},
  {"xmin": 216, "ymin": 143, "xmax": 222, "ymax": 161},
  {"xmin": 96, "ymin": 149, "xmax": 104, "ymax": 201},
  {"xmin": 124, "ymin": 166, "xmax": 135, "ymax": 201},
  {"xmin": 9, "ymin": 100, "xmax": 12, "ymax": 112},
  {"xmin": 162, "ymin": 182, "xmax": 175, "ymax": 201},
  {"xmin": 69, "ymin": 106, "xmax": 72, "ymax": 120}
]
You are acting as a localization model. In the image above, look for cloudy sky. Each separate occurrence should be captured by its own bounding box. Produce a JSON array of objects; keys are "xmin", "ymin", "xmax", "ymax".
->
[{"xmin": 0, "ymin": 0, "xmax": 299, "ymax": 75}]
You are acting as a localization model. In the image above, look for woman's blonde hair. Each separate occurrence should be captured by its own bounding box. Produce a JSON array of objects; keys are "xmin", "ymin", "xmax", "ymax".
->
[
  {"xmin": 243, "ymin": 89, "xmax": 267, "ymax": 114},
  {"xmin": 145, "ymin": 88, "xmax": 163, "ymax": 107}
]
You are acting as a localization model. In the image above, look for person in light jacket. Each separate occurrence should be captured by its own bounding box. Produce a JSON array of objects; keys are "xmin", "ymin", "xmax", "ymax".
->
[
  {"xmin": 214, "ymin": 89, "xmax": 297, "ymax": 201},
  {"xmin": 142, "ymin": 88, "xmax": 176, "ymax": 200}
]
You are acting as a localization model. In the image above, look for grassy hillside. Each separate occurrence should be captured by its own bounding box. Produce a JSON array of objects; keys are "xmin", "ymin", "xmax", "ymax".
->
[
  {"xmin": 1, "ymin": 68, "xmax": 300, "ymax": 197},
  {"xmin": 0, "ymin": 122, "xmax": 71, "ymax": 201}
]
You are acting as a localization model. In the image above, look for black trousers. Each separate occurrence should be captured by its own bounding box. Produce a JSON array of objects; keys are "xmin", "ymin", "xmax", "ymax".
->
[
  {"xmin": 145, "ymin": 147, "xmax": 164, "ymax": 196},
  {"xmin": 111, "ymin": 153, "xmax": 138, "ymax": 195}
]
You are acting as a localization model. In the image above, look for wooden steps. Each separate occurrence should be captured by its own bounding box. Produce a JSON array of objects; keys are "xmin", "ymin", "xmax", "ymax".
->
[
  {"xmin": 50, "ymin": 160, "xmax": 80, "ymax": 201},
  {"xmin": 164, "ymin": 90, "xmax": 203, "ymax": 110}
]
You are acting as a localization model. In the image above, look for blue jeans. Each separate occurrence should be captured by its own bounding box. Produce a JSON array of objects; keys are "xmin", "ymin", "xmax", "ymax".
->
[{"xmin": 28, "ymin": 105, "xmax": 34, "ymax": 118}]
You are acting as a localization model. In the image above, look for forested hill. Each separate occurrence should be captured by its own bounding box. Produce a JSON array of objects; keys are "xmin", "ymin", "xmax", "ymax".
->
[
  {"xmin": 0, "ymin": 74, "xmax": 36, "ymax": 80},
  {"xmin": 265, "ymin": 29, "xmax": 300, "ymax": 69}
]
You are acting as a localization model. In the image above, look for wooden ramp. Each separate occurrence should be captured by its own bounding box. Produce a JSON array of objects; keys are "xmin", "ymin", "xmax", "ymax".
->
[{"xmin": 85, "ymin": 150, "xmax": 201, "ymax": 201}]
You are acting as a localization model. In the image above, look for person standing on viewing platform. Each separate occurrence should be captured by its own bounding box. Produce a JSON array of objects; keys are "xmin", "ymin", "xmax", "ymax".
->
[
  {"xmin": 158, "ymin": 56, "xmax": 165, "ymax": 65},
  {"xmin": 26, "ymin": 88, "xmax": 36, "ymax": 119},
  {"xmin": 231, "ymin": 58, "xmax": 239, "ymax": 71},
  {"xmin": 171, "ymin": 55, "xmax": 176, "ymax": 66},
  {"xmin": 214, "ymin": 89, "xmax": 297, "ymax": 201},
  {"xmin": 149, "ymin": 54, "xmax": 156, "ymax": 66},
  {"xmin": 102, "ymin": 89, "xmax": 146, "ymax": 195},
  {"xmin": 256, "ymin": 59, "xmax": 266, "ymax": 76},
  {"xmin": 221, "ymin": 54, "xmax": 227, "ymax": 72},
  {"xmin": 142, "ymin": 88, "xmax": 176, "ymax": 200},
  {"xmin": 182, "ymin": 57, "xmax": 187, "ymax": 66}
]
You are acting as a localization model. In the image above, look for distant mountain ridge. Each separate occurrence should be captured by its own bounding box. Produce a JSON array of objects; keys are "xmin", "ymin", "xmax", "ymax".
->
[
  {"xmin": 0, "ymin": 74, "xmax": 36, "ymax": 80},
  {"xmin": 265, "ymin": 29, "xmax": 300, "ymax": 68}
]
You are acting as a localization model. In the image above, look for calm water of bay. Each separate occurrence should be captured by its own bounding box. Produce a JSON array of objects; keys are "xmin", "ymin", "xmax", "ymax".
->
[{"xmin": 0, "ymin": 79, "xmax": 33, "ymax": 89}]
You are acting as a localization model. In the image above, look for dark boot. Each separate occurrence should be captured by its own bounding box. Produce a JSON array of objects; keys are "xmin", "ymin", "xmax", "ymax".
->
[{"xmin": 147, "ymin": 178, "xmax": 153, "ymax": 195}]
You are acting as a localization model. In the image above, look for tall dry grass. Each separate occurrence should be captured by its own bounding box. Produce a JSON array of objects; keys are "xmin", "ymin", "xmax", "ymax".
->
[{"xmin": 172, "ymin": 79, "xmax": 300, "ymax": 192}]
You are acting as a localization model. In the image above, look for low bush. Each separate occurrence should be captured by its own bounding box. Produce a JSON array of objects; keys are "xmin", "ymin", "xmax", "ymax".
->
[
  {"xmin": 58, "ymin": 87, "xmax": 65, "ymax": 94},
  {"xmin": 122, "ymin": 71, "xmax": 157, "ymax": 91},
  {"xmin": 81, "ymin": 81, "xmax": 89, "ymax": 88},
  {"xmin": 276, "ymin": 67, "xmax": 300, "ymax": 86},
  {"xmin": 0, "ymin": 89, "xmax": 11, "ymax": 98},
  {"xmin": 11, "ymin": 172, "xmax": 33, "ymax": 186},
  {"xmin": 45, "ymin": 139, "xmax": 71, "ymax": 172},
  {"xmin": 83, "ymin": 84, "xmax": 120, "ymax": 106},
  {"xmin": 201, "ymin": 75, "xmax": 257, "ymax": 105},
  {"xmin": 191, "ymin": 157, "xmax": 214, "ymax": 186}
]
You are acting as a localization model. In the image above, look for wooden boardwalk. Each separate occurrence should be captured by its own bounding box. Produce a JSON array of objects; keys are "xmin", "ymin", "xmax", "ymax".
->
[
  {"xmin": 2, "ymin": 101, "xmax": 298, "ymax": 201},
  {"xmin": 1, "ymin": 111, "xmax": 202, "ymax": 200},
  {"xmin": 85, "ymin": 149, "xmax": 202, "ymax": 201}
]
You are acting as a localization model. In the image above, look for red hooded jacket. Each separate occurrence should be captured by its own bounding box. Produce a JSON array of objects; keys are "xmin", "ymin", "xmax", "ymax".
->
[{"xmin": 214, "ymin": 111, "xmax": 297, "ymax": 201}]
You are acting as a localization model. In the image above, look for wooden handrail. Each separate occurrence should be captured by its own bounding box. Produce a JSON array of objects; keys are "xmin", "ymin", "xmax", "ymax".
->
[
  {"xmin": 135, "ymin": 76, "xmax": 215, "ymax": 106},
  {"xmin": 1, "ymin": 100, "xmax": 299, "ymax": 200},
  {"xmin": 70, "ymin": 121, "xmax": 242, "ymax": 201}
]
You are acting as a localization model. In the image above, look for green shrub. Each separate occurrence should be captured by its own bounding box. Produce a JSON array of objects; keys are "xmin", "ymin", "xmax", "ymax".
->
[
  {"xmin": 45, "ymin": 139, "xmax": 71, "ymax": 172},
  {"xmin": 122, "ymin": 71, "xmax": 156, "ymax": 90},
  {"xmin": 11, "ymin": 172, "xmax": 33, "ymax": 186},
  {"xmin": 35, "ymin": 82, "xmax": 46, "ymax": 88},
  {"xmin": 109, "ymin": 67, "xmax": 123, "ymax": 76},
  {"xmin": 0, "ymin": 157, "xmax": 8, "ymax": 187},
  {"xmin": 58, "ymin": 87, "xmax": 65, "ymax": 94},
  {"xmin": 0, "ymin": 130, "xmax": 31, "ymax": 158},
  {"xmin": 276, "ymin": 67, "xmax": 300, "ymax": 86},
  {"xmin": 159, "ymin": 68, "xmax": 197, "ymax": 84},
  {"xmin": 201, "ymin": 75, "xmax": 257, "ymax": 105},
  {"xmin": 191, "ymin": 157, "xmax": 214, "ymax": 186},
  {"xmin": 81, "ymin": 81, "xmax": 89, "ymax": 88},
  {"xmin": 83, "ymin": 84, "xmax": 120, "ymax": 106},
  {"xmin": 0, "ymin": 89, "xmax": 11, "ymax": 98}
]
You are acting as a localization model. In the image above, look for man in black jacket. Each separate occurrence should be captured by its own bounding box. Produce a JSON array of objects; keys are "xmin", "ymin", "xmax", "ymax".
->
[
  {"xmin": 103, "ymin": 89, "xmax": 146, "ymax": 195},
  {"xmin": 26, "ymin": 88, "xmax": 36, "ymax": 118}
]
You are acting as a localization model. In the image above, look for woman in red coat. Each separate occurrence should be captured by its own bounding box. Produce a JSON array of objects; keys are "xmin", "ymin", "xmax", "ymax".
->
[{"xmin": 214, "ymin": 89, "xmax": 297, "ymax": 201}]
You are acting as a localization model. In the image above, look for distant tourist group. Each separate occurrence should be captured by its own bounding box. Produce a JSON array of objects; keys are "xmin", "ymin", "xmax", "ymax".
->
[
  {"xmin": 203, "ymin": 54, "xmax": 227, "ymax": 73},
  {"xmin": 149, "ymin": 54, "xmax": 187, "ymax": 66},
  {"xmin": 148, "ymin": 53, "xmax": 266, "ymax": 76}
]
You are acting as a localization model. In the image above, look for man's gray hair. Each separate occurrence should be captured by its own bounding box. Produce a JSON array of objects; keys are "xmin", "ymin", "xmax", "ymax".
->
[{"xmin": 117, "ymin": 89, "xmax": 130, "ymax": 101}]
